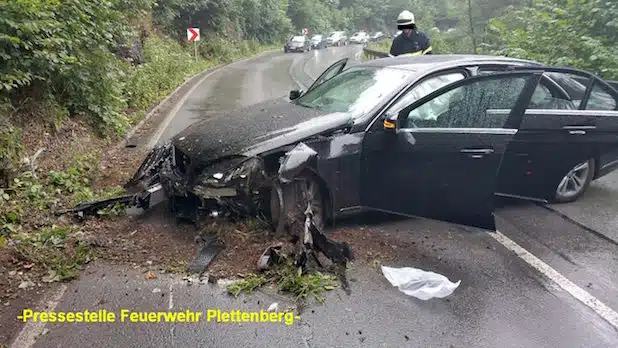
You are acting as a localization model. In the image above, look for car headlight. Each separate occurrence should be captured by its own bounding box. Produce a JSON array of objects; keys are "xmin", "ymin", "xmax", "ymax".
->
[{"xmin": 199, "ymin": 157, "xmax": 263, "ymax": 187}]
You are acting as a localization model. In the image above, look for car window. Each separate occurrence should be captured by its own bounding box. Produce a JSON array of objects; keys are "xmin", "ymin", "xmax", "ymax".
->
[
  {"xmin": 526, "ymin": 81, "xmax": 576, "ymax": 110},
  {"xmin": 292, "ymin": 36, "xmax": 304, "ymax": 42},
  {"xmin": 296, "ymin": 67, "xmax": 413, "ymax": 117},
  {"xmin": 402, "ymin": 76, "xmax": 530, "ymax": 129},
  {"xmin": 479, "ymin": 69, "xmax": 576, "ymax": 110},
  {"xmin": 587, "ymin": 84, "xmax": 616, "ymax": 110},
  {"xmin": 387, "ymin": 72, "xmax": 465, "ymax": 115}
]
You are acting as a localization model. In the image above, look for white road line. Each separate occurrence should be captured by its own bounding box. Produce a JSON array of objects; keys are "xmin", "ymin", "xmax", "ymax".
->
[
  {"xmin": 168, "ymin": 282, "xmax": 174, "ymax": 310},
  {"xmin": 490, "ymin": 230, "xmax": 618, "ymax": 330},
  {"xmin": 11, "ymin": 284, "xmax": 67, "ymax": 348}
]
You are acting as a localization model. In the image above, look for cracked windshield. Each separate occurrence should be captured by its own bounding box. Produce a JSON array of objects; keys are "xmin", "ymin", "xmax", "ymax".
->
[{"xmin": 1, "ymin": 0, "xmax": 617, "ymax": 347}]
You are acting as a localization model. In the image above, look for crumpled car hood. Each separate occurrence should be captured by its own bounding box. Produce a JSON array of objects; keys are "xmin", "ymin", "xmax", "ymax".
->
[{"xmin": 171, "ymin": 98, "xmax": 353, "ymax": 166}]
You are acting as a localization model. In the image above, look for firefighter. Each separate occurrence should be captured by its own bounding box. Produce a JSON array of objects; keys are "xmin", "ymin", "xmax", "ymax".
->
[{"xmin": 389, "ymin": 10, "xmax": 433, "ymax": 57}]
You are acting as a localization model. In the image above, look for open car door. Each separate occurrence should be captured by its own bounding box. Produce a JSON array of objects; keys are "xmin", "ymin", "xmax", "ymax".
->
[
  {"xmin": 361, "ymin": 71, "xmax": 542, "ymax": 230},
  {"xmin": 304, "ymin": 58, "xmax": 348, "ymax": 95}
]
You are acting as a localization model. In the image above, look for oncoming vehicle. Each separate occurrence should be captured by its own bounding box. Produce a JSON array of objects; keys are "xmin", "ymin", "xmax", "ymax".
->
[
  {"xmin": 370, "ymin": 32, "xmax": 385, "ymax": 41},
  {"xmin": 349, "ymin": 31, "xmax": 369, "ymax": 44},
  {"xmin": 124, "ymin": 55, "xmax": 618, "ymax": 235},
  {"xmin": 310, "ymin": 35, "xmax": 327, "ymax": 49},
  {"xmin": 284, "ymin": 35, "xmax": 310, "ymax": 53},
  {"xmin": 327, "ymin": 31, "xmax": 348, "ymax": 46}
]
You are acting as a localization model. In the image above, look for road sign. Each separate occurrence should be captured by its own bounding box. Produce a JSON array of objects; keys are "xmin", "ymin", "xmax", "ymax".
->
[{"xmin": 187, "ymin": 28, "xmax": 200, "ymax": 41}]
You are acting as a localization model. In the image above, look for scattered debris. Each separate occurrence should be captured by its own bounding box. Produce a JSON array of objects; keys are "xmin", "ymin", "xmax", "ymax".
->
[
  {"xmin": 145, "ymin": 271, "xmax": 157, "ymax": 280},
  {"xmin": 267, "ymin": 302, "xmax": 279, "ymax": 312},
  {"xmin": 257, "ymin": 242, "xmax": 284, "ymax": 270},
  {"xmin": 381, "ymin": 266, "xmax": 461, "ymax": 300},
  {"xmin": 187, "ymin": 234, "xmax": 223, "ymax": 274},
  {"xmin": 152, "ymin": 288, "xmax": 161, "ymax": 293},
  {"xmin": 18, "ymin": 280, "xmax": 35, "ymax": 289}
]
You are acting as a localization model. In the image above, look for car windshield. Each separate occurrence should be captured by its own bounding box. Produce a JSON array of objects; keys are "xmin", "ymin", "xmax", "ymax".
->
[
  {"xmin": 292, "ymin": 36, "xmax": 304, "ymax": 42},
  {"xmin": 295, "ymin": 67, "xmax": 413, "ymax": 118},
  {"xmin": 312, "ymin": 35, "xmax": 322, "ymax": 40}
]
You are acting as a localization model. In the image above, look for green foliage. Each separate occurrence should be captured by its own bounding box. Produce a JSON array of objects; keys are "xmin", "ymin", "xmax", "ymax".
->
[
  {"xmin": 0, "ymin": 0, "xmax": 131, "ymax": 133},
  {"xmin": 12, "ymin": 225, "xmax": 92, "ymax": 281},
  {"xmin": 485, "ymin": 0, "xmax": 618, "ymax": 80},
  {"xmin": 0, "ymin": 123, "xmax": 24, "ymax": 186},
  {"xmin": 125, "ymin": 36, "xmax": 208, "ymax": 113},
  {"xmin": 226, "ymin": 260, "xmax": 338, "ymax": 303}
]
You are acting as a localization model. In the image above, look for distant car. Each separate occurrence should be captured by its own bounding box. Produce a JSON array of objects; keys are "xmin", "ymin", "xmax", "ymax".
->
[
  {"xmin": 326, "ymin": 31, "xmax": 348, "ymax": 46},
  {"xmin": 284, "ymin": 35, "xmax": 310, "ymax": 53},
  {"xmin": 310, "ymin": 35, "xmax": 327, "ymax": 49},
  {"xmin": 349, "ymin": 31, "xmax": 369, "ymax": 44},
  {"xmin": 370, "ymin": 32, "xmax": 384, "ymax": 41}
]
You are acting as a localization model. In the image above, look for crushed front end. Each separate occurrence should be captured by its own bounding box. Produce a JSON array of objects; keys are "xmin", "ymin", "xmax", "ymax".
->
[{"xmin": 125, "ymin": 142, "xmax": 271, "ymax": 226}]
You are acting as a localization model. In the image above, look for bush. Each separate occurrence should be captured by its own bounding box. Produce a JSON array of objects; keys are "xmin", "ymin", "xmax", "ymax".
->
[{"xmin": 125, "ymin": 36, "xmax": 199, "ymax": 113}]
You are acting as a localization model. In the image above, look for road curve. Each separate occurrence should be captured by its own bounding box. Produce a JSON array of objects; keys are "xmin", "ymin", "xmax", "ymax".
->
[{"xmin": 155, "ymin": 45, "xmax": 363, "ymax": 144}]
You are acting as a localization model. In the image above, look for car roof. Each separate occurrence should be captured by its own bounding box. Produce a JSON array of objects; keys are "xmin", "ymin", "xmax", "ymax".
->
[{"xmin": 358, "ymin": 54, "xmax": 544, "ymax": 72}]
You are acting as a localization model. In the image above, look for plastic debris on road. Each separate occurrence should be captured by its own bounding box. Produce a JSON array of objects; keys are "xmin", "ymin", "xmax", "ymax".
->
[{"xmin": 381, "ymin": 265, "xmax": 461, "ymax": 300}]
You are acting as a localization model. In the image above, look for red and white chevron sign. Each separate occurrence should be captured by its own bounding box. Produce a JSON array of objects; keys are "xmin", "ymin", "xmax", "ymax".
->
[{"xmin": 187, "ymin": 28, "xmax": 200, "ymax": 41}]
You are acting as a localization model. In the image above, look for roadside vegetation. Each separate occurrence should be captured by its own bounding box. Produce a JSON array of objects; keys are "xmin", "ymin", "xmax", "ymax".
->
[
  {"xmin": 364, "ymin": 0, "xmax": 616, "ymax": 81},
  {"xmin": 0, "ymin": 0, "xmax": 616, "ymax": 311}
]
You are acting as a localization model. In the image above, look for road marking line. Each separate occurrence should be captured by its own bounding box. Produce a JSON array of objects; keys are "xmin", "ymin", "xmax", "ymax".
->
[
  {"xmin": 11, "ymin": 284, "xmax": 67, "ymax": 348},
  {"xmin": 168, "ymin": 282, "xmax": 174, "ymax": 310},
  {"xmin": 490, "ymin": 230, "xmax": 618, "ymax": 330}
]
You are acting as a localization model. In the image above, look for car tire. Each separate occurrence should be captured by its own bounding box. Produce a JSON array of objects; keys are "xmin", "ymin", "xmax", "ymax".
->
[
  {"xmin": 553, "ymin": 158, "xmax": 595, "ymax": 203},
  {"xmin": 269, "ymin": 171, "xmax": 326, "ymax": 232}
]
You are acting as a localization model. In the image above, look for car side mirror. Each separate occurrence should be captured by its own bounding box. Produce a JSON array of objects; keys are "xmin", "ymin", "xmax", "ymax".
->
[
  {"xmin": 289, "ymin": 89, "xmax": 302, "ymax": 100},
  {"xmin": 383, "ymin": 111, "xmax": 398, "ymax": 131}
]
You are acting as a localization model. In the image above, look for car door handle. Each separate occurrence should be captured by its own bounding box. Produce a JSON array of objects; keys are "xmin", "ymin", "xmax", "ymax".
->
[
  {"xmin": 460, "ymin": 148, "xmax": 494, "ymax": 154},
  {"xmin": 562, "ymin": 125, "xmax": 595, "ymax": 135},
  {"xmin": 460, "ymin": 148, "xmax": 494, "ymax": 158}
]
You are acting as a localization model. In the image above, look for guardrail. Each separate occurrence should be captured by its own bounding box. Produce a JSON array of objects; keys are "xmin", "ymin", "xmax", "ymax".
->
[{"xmin": 362, "ymin": 47, "xmax": 389, "ymax": 60}]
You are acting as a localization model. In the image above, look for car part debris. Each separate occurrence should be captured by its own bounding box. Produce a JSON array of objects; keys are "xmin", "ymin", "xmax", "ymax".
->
[
  {"xmin": 278, "ymin": 143, "xmax": 318, "ymax": 183},
  {"xmin": 188, "ymin": 234, "xmax": 223, "ymax": 275},
  {"xmin": 381, "ymin": 265, "xmax": 461, "ymax": 300},
  {"xmin": 59, "ymin": 139, "xmax": 354, "ymax": 287},
  {"xmin": 54, "ymin": 187, "xmax": 157, "ymax": 217},
  {"xmin": 257, "ymin": 242, "xmax": 284, "ymax": 270}
]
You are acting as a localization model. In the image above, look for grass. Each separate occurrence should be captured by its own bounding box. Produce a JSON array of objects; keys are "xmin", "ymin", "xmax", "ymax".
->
[{"xmin": 226, "ymin": 260, "xmax": 339, "ymax": 304}]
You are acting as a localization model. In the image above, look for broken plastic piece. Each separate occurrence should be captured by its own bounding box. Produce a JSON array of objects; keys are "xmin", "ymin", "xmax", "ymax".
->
[
  {"xmin": 188, "ymin": 235, "xmax": 223, "ymax": 274},
  {"xmin": 381, "ymin": 266, "xmax": 461, "ymax": 300},
  {"xmin": 257, "ymin": 242, "xmax": 284, "ymax": 270},
  {"xmin": 278, "ymin": 143, "xmax": 318, "ymax": 183}
]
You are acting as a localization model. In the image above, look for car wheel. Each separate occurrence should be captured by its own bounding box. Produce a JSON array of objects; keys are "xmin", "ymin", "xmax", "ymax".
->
[
  {"xmin": 553, "ymin": 158, "xmax": 595, "ymax": 203},
  {"xmin": 269, "ymin": 171, "xmax": 326, "ymax": 232}
]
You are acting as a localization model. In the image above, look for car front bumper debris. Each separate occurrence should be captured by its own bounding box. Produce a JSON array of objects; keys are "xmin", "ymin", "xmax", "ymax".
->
[{"xmin": 58, "ymin": 141, "xmax": 353, "ymax": 282}]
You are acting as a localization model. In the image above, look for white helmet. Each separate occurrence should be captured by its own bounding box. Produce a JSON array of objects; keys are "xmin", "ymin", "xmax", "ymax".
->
[{"xmin": 397, "ymin": 10, "xmax": 415, "ymax": 26}]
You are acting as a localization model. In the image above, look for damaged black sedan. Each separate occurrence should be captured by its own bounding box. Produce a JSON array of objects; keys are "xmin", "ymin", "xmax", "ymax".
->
[{"xmin": 88, "ymin": 55, "xmax": 618, "ymax": 234}]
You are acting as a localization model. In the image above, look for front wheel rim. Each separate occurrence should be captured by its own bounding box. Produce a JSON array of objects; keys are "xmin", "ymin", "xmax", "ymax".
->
[{"xmin": 556, "ymin": 160, "xmax": 591, "ymax": 198}]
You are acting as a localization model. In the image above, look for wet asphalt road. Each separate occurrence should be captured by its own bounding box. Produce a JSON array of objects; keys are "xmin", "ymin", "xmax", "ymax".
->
[{"xmin": 18, "ymin": 45, "xmax": 618, "ymax": 347}]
